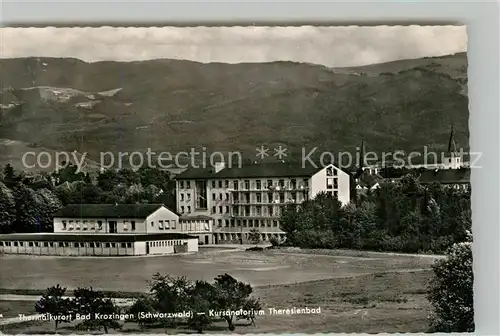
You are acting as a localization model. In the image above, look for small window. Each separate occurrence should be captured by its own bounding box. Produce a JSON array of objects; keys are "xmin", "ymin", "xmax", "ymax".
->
[
  {"xmin": 64, "ymin": 242, "xmax": 70, "ymax": 247},
  {"xmin": 49, "ymin": 242, "xmax": 54, "ymax": 248},
  {"xmin": 120, "ymin": 243, "xmax": 126, "ymax": 248},
  {"xmin": 0, "ymin": 241, "xmax": 3, "ymax": 246},
  {"xmin": 35, "ymin": 242, "xmax": 39, "ymax": 247},
  {"xmin": 90, "ymin": 221, "xmax": 96, "ymax": 230},
  {"xmin": 95, "ymin": 243, "xmax": 101, "ymax": 248},
  {"xmin": 126, "ymin": 243, "xmax": 132, "ymax": 248},
  {"xmin": 165, "ymin": 220, "xmax": 170, "ymax": 229},
  {"xmin": 97, "ymin": 221, "xmax": 103, "ymax": 230},
  {"xmin": 73, "ymin": 242, "xmax": 79, "ymax": 248},
  {"xmin": 13, "ymin": 241, "xmax": 19, "ymax": 247},
  {"xmin": 123, "ymin": 221, "xmax": 129, "ymax": 231},
  {"xmin": 89, "ymin": 242, "xmax": 95, "ymax": 248},
  {"xmin": 105, "ymin": 243, "xmax": 111, "ymax": 248},
  {"xmin": 58, "ymin": 242, "xmax": 64, "ymax": 247},
  {"xmin": 131, "ymin": 221, "xmax": 136, "ymax": 231},
  {"xmin": 62, "ymin": 220, "xmax": 67, "ymax": 230},
  {"xmin": 29, "ymin": 242, "xmax": 34, "ymax": 247},
  {"xmin": 187, "ymin": 206, "xmax": 191, "ymax": 213},
  {"xmin": 82, "ymin": 221, "xmax": 88, "ymax": 230},
  {"xmin": 111, "ymin": 243, "xmax": 116, "ymax": 248},
  {"xmin": 151, "ymin": 221, "xmax": 154, "ymax": 227},
  {"xmin": 159, "ymin": 220, "xmax": 164, "ymax": 230},
  {"xmin": 171, "ymin": 220, "xmax": 176, "ymax": 229}
]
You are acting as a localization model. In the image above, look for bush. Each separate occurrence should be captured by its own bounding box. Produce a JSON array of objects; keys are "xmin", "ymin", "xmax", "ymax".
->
[
  {"xmin": 269, "ymin": 236, "xmax": 280, "ymax": 247},
  {"xmin": 427, "ymin": 233, "xmax": 474, "ymax": 332}
]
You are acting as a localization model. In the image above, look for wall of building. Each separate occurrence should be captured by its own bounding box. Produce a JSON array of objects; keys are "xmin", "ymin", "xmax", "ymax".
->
[
  {"xmin": 310, "ymin": 164, "xmax": 350, "ymax": 206},
  {"xmin": 134, "ymin": 241, "xmax": 147, "ymax": 255},
  {"xmin": 145, "ymin": 207, "xmax": 180, "ymax": 233},
  {"xmin": 53, "ymin": 217, "xmax": 147, "ymax": 234},
  {"xmin": 0, "ymin": 241, "xmax": 135, "ymax": 256}
]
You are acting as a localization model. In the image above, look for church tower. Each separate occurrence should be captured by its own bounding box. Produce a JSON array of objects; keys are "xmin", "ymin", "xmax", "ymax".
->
[{"xmin": 443, "ymin": 125, "xmax": 462, "ymax": 169}]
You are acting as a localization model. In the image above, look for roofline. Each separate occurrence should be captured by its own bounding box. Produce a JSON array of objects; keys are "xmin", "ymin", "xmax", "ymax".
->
[
  {"xmin": 0, "ymin": 233, "xmax": 198, "ymax": 242},
  {"xmin": 175, "ymin": 163, "xmax": 348, "ymax": 180}
]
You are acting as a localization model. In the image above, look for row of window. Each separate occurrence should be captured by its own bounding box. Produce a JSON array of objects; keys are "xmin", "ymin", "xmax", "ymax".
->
[
  {"xmin": 151, "ymin": 220, "xmax": 177, "ymax": 230},
  {"xmin": 149, "ymin": 240, "xmax": 184, "ymax": 247},
  {"xmin": 0, "ymin": 241, "xmax": 132, "ymax": 248},
  {"xmin": 179, "ymin": 222, "xmax": 210, "ymax": 232},
  {"xmin": 179, "ymin": 179, "xmax": 311, "ymax": 191},
  {"xmin": 232, "ymin": 205, "xmax": 284, "ymax": 217},
  {"xmin": 216, "ymin": 219, "xmax": 280, "ymax": 228},
  {"xmin": 61, "ymin": 220, "xmax": 137, "ymax": 231}
]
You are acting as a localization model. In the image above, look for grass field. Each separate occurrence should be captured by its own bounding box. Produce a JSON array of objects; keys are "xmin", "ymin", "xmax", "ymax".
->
[
  {"xmin": 0, "ymin": 248, "xmax": 438, "ymax": 292},
  {"xmin": 0, "ymin": 270, "xmax": 433, "ymax": 334},
  {"xmin": 0, "ymin": 248, "xmax": 439, "ymax": 334}
]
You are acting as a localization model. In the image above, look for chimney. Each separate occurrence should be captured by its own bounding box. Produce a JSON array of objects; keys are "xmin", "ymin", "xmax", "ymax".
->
[{"xmin": 214, "ymin": 161, "xmax": 225, "ymax": 173}]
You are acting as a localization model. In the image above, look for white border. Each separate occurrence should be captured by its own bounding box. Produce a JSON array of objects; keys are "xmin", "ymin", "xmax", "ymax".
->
[{"xmin": 1, "ymin": 1, "xmax": 499, "ymax": 335}]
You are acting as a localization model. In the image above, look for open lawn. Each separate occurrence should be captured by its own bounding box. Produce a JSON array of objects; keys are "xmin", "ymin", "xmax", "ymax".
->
[
  {"xmin": 0, "ymin": 248, "xmax": 438, "ymax": 292},
  {"xmin": 0, "ymin": 270, "xmax": 433, "ymax": 334}
]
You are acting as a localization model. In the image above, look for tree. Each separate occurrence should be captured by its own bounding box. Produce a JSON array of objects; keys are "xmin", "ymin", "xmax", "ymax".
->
[
  {"xmin": 148, "ymin": 273, "xmax": 193, "ymax": 328},
  {"xmin": 2, "ymin": 164, "xmax": 16, "ymax": 187},
  {"xmin": 427, "ymin": 232, "xmax": 473, "ymax": 332},
  {"xmin": 0, "ymin": 181, "xmax": 15, "ymax": 233},
  {"xmin": 247, "ymin": 229, "xmax": 261, "ymax": 246},
  {"xmin": 13, "ymin": 184, "xmax": 42, "ymax": 232},
  {"xmin": 35, "ymin": 284, "xmax": 72, "ymax": 332},
  {"xmin": 212, "ymin": 273, "xmax": 260, "ymax": 331},
  {"xmin": 72, "ymin": 287, "xmax": 122, "ymax": 334},
  {"xmin": 126, "ymin": 295, "xmax": 158, "ymax": 329},
  {"xmin": 185, "ymin": 281, "xmax": 216, "ymax": 333}
]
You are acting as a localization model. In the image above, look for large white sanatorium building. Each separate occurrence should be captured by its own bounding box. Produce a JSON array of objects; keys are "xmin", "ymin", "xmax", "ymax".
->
[
  {"xmin": 175, "ymin": 161, "xmax": 351, "ymax": 244},
  {"xmin": 0, "ymin": 204, "xmax": 204, "ymax": 256}
]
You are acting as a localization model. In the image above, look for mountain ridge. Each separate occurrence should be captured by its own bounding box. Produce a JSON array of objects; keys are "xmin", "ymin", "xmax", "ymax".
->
[{"xmin": 0, "ymin": 52, "xmax": 469, "ymax": 172}]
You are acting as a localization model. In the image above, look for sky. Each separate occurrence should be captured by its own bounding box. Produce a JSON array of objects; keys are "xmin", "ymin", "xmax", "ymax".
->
[{"xmin": 0, "ymin": 25, "xmax": 467, "ymax": 67}]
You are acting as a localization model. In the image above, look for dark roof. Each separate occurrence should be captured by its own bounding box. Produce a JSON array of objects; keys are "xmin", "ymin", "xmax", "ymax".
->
[
  {"xmin": 175, "ymin": 161, "xmax": 344, "ymax": 180},
  {"xmin": 418, "ymin": 168, "xmax": 471, "ymax": 184},
  {"xmin": 53, "ymin": 204, "xmax": 172, "ymax": 219},
  {"xmin": 0, "ymin": 233, "xmax": 197, "ymax": 242},
  {"xmin": 357, "ymin": 170, "xmax": 384, "ymax": 188},
  {"xmin": 179, "ymin": 215, "xmax": 213, "ymax": 221}
]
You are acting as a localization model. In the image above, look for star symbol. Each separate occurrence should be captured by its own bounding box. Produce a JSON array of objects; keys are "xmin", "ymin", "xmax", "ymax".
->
[
  {"xmin": 274, "ymin": 146, "xmax": 288, "ymax": 159},
  {"xmin": 256, "ymin": 145, "xmax": 269, "ymax": 159}
]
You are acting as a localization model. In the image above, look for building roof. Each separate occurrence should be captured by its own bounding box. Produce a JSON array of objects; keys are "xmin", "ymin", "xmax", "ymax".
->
[
  {"xmin": 356, "ymin": 170, "xmax": 385, "ymax": 189},
  {"xmin": 175, "ymin": 161, "xmax": 343, "ymax": 180},
  {"xmin": 418, "ymin": 168, "xmax": 471, "ymax": 184},
  {"xmin": 53, "ymin": 204, "xmax": 171, "ymax": 219},
  {"xmin": 0, "ymin": 233, "xmax": 197, "ymax": 242}
]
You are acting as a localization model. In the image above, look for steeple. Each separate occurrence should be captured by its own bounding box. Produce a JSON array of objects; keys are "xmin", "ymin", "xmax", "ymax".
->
[
  {"xmin": 447, "ymin": 124, "xmax": 458, "ymax": 156},
  {"xmin": 355, "ymin": 139, "xmax": 365, "ymax": 178},
  {"xmin": 444, "ymin": 124, "xmax": 462, "ymax": 169}
]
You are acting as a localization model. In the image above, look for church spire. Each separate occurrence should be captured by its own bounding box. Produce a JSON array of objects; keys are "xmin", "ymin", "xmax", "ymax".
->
[
  {"xmin": 358, "ymin": 138, "xmax": 365, "ymax": 169},
  {"xmin": 447, "ymin": 124, "xmax": 458, "ymax": 156}
]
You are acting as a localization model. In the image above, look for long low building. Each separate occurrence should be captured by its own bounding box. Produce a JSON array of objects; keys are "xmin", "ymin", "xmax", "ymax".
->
[
  {"xmin": 0, "ymin": 232, "xmax": 198, "ymax": 256},
  {"xmin": 0, "ymin": 203, "xmax": 202, "ymax": 256}
]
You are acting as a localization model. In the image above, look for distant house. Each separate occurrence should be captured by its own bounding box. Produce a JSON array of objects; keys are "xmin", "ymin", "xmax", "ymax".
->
[
  {"xmin": 417, "ymin": 168, "xmax": 471, "ymax": 191},
  {"xmin": 0, "ymin": 203, "xmax": 210, "ymax": 257},
  {"xmin": 355, "ymin": 168, "xmax": 385, "ymax": 192}
]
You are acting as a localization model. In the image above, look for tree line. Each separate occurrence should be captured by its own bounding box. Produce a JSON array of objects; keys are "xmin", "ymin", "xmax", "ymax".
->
[
  {"xmin": 280, "ymin": 174, "xmax": 471, "ymax": 254},
  {"xmin": 35, "ymin": 273, "xmax": 261, "ymax": 334},
  {"xmin": 0, "ymin": 163, "xmax": 176, "ymax": 233}
]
